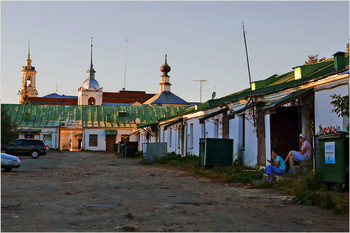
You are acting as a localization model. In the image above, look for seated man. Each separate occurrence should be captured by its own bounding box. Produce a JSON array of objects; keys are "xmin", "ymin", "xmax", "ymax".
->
[
  {"xmin": 285, "ymin": 133, "xmax": 312, "ymax": 173},
  {"xmin": 265, "ymin": 149, "xmax": 286, "ymax": 182}
]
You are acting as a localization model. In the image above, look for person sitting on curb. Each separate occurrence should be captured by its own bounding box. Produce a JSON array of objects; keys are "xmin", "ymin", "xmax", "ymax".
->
[
  {"xmin": 284, "ymin": 133, "xmax": 312, "ymax": 173},
  {"xmin": 265, "ymin": 149, "xmax": 286, "ymax": 182}
]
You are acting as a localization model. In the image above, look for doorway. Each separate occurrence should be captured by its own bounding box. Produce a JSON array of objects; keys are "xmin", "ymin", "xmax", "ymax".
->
[
  {"xmin": 106, "ymin": 135, "xmax": 116, "ymax": 152},
  {"xmin": 270, "ymin": 106, "xmax": 300, "ymax": 159},
  {"xmin": 59, "ymin": 128, "xmax": 83, "ymax": 151}
]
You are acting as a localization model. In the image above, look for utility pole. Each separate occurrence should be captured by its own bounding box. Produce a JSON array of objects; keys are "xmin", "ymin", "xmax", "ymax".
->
[
  {"xmin": 242, "ymin": 21, "xmax": 256, "ymax": 127},
  {"xmin": 193, "ymin": 79, "xmax": 207, "ymax": 103},
  {"xmin": 123, "ymin": 38, "xmax": 128, "ymax": 91}
]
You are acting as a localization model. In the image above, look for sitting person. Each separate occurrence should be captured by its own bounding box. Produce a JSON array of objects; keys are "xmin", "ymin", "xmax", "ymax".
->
[
  {"xmin": 285, "ymin": 133, "xmax": 312, "ymax": 173},
  {"xmin": 265, "ymin": 149, "xmax": 286, "ymax": 182}
]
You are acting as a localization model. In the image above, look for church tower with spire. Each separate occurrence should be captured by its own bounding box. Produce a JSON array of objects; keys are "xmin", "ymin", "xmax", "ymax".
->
[
  {"xmin": 159, "ymin": 54, "xmax": 172, "ymax": 92},
  {"xmin": 143, "ymin": 54, "xmax": 188, "ymax": 106},
  {"xmin": 78, "ymin": 38, "xmax": 103, "ymax": 105},
  {"xmin": 19, "ymin": 40, "xmax": 38, "ymax": 103}
]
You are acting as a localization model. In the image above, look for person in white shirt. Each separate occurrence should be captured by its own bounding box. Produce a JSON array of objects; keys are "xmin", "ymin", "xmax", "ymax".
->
[{"xmin": 284, "ymin": 133, "xmax": 312, "ymax": 173}]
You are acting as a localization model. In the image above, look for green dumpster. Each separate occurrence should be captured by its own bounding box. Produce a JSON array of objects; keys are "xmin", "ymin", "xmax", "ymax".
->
[
  {"xmin": 318, "ymin": 132, "xmax": 349, "ymax": 183},
  {"xmin": 199, "ymin": 138, "xmax": 234, "ymax": 168}
]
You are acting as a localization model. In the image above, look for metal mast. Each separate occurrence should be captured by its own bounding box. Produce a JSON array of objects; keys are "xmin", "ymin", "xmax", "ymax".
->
[
  {"xmin": 123, "ymin": 38, "xmax": 128, "ymax": 91},
  {"xmin": 193, "ymin": 79, "xmax": 207, "ymax": 103},
  {"xmin": 242, "ymin": 22, "xmax": 256, "ymax": 127},
  {"xmin": 90, "ymin": 37, "xmax": 93, "ymax": 68}
]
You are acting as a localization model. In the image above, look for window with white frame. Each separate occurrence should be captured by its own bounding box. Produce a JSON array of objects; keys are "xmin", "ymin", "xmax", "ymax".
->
[{"xmin": 89, "ymin": 134, "xmax": 98, "ymax": 147}]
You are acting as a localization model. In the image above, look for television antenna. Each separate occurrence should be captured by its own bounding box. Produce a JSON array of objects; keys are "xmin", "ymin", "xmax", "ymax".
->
[{"xmin": 193, "ymin": 79, "xmax": 207, "ymax": 103}]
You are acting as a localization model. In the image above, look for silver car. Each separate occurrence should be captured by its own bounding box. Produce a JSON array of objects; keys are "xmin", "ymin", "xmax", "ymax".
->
[{"xmin": 1, "ymin": 153, "xmax": 21, "ymax": 172}]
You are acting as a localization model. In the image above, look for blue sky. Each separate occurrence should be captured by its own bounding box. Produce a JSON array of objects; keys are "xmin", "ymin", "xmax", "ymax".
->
[{"xmin": 1, "ymin": 1, "xmax": 349, "ymax": 104}]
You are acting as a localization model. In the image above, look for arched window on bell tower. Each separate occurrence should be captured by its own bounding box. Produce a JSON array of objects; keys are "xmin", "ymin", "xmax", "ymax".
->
[
  {"xmin": 88, "ymin": 97, "xmax": 96, "ymax": 105},
  {"xmin": 26, "ymin": 76, "xmax": 32, "ymax": 87}
]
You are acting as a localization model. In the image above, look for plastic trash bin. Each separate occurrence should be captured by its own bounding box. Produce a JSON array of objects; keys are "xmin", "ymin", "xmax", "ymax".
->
[{"xmin": 318, "ymin": 132, "xmax": 349, "ymax": 183}]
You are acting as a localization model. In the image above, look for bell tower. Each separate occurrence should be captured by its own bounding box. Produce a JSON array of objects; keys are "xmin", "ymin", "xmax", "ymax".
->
[
  {"xmin": 159, "ymin": 54, "xmax": 172, "ymax": 93},
  {"xmin": 78, "ymin": 38, "xmax": 103, "ymax": 105},
  {"xmin": 19, "ymin": 40, "xmax": 38, "ymax": 103}
]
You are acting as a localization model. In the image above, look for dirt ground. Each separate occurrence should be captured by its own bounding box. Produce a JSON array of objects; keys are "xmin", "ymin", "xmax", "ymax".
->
[{"xmin": 1, "ymin": 151, "xmax": 349, "ymax": 232}]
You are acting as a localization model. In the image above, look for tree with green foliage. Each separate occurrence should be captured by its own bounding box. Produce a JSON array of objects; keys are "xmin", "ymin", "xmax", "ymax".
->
[
  {"xmin": 330, "ymin": 94, "xmax": 349, "ymax": 118},
  {"xmin": 304, "ymin": 54, "xmax": 326, "ymax": 65},
  {"xmin": 1, "ymin": 107, "xmax": 18, "ymax": 144},
  {"xmin": 21, "ymin": 82, "xmax": 30, "ymax": 105}
]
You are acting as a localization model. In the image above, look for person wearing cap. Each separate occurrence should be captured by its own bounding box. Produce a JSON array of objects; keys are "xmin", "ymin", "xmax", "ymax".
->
[{"xmin": 284, "ymin": 133, "xmax": 312, "ymax": 173}]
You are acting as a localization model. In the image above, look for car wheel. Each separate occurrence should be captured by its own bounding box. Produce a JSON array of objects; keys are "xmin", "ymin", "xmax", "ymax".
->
[
  {"xmin": 31, "ymin": 150, "xmax": 40, "ymax": 159},
  {"xmin": 4, "ymin": 167, "xmax": 12, "ymax": 172}
]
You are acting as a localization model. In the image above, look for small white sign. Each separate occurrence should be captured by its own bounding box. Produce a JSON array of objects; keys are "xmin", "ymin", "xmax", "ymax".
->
[{"xmin": 325, "ymin": 142, "xmax": 335, "ymax": 164}]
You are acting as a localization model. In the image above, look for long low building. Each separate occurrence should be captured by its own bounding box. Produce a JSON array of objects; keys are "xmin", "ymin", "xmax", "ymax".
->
[
  {"xmin": 2, "ymin": 104, "xmax": 188, "ymax": 152},
  {"xmin": 137, "ymin": 51, "xmax": 349, "ymax": 168}
]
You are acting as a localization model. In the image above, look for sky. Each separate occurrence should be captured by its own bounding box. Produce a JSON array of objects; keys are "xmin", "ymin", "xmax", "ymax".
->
[{"xmin": 1, "ymin": 1, "xmax": 349, "ymax": 104}]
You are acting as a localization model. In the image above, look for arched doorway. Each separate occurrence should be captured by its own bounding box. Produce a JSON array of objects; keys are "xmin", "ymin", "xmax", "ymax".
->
[{"xmin": 88, "ymin": 97, "xmax": 96, "ymax": 105}]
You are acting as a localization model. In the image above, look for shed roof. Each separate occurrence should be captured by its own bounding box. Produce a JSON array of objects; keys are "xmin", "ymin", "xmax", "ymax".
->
[{"xmin": 2, "ymin": 104, "xmax": 188, "ymax": 128}]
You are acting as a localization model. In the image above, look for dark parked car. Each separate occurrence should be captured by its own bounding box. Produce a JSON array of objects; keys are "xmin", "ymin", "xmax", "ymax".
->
[
  {"xmin": 1, "ymin": 153, "xmax": 21, "ymax": 172},
  {"xmin": 1, "ymin": 139, "xmax": 48, "ymax": 159}
]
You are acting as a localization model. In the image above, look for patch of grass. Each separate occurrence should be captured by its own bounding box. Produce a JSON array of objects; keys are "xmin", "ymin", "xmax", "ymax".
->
[
  {"xmin": 255, "ymin": 172, "xmax": 349, "ymax": 215},
  {"xmin": 115, "ymin": 150, "xmax": 143, "ymax": 159}
]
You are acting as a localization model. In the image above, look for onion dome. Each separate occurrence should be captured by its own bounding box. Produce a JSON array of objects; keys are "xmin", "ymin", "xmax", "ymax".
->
[
  {"xmin": 160, "ymin": 54, "xmax": 171, "ymax": 76},
  {"xmin": 82, "ymin": 78, "xmax": 100, "ymax": 90},
  {"xmin": 81, "ymin": 37, "xmax": 100, "ymax": 90}
]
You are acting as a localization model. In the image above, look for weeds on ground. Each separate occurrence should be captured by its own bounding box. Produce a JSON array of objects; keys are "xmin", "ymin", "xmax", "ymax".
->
[{"xmin": 255, "ymin": 172, "xmax": 349, "ymax": 215}]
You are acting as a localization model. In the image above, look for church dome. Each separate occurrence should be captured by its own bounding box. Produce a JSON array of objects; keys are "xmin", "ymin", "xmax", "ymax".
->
[
  {"xmin": 82, "ymin": 78, "xmax": 100, "ymax": 90},
  {"xmin": 160, "ymin": 54, "xmax": 171, "ymax": 75},
  {"xmin": 160, "ymin": 62, "xmax": 171, "ymax": 73}
]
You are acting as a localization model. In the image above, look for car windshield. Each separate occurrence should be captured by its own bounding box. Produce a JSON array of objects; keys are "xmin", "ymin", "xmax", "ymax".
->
[{"xmin": 11, "ymin": 140, "xmax": 22, "ymax": 146}]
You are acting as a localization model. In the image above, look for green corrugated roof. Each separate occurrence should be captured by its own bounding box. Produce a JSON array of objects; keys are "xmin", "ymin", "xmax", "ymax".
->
[
  {"xmin": 261, "ymin": 88, "xmax": 313, "ymax": 110},
  {"xmin": 2, "ymin": 104, "xmax": 188, "ymax": 128},
  {"xmin": 201, "ymin": 55, "xmax": 348, "ymax": 109},
  {"xmin": 154, "ymin": 54, "xmax": 348, "ymax": 123}
]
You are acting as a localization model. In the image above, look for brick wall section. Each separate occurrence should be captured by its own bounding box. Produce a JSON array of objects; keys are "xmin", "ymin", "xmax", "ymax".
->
[{"xmin": 27, "ymin": 91, "xmax": 155, "ymax": 105}]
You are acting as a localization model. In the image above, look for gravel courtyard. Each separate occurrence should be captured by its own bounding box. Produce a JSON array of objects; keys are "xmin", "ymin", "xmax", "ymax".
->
[{"xmin": 1, "ymin": 151, "xmax": 348, "ymax": 232}]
